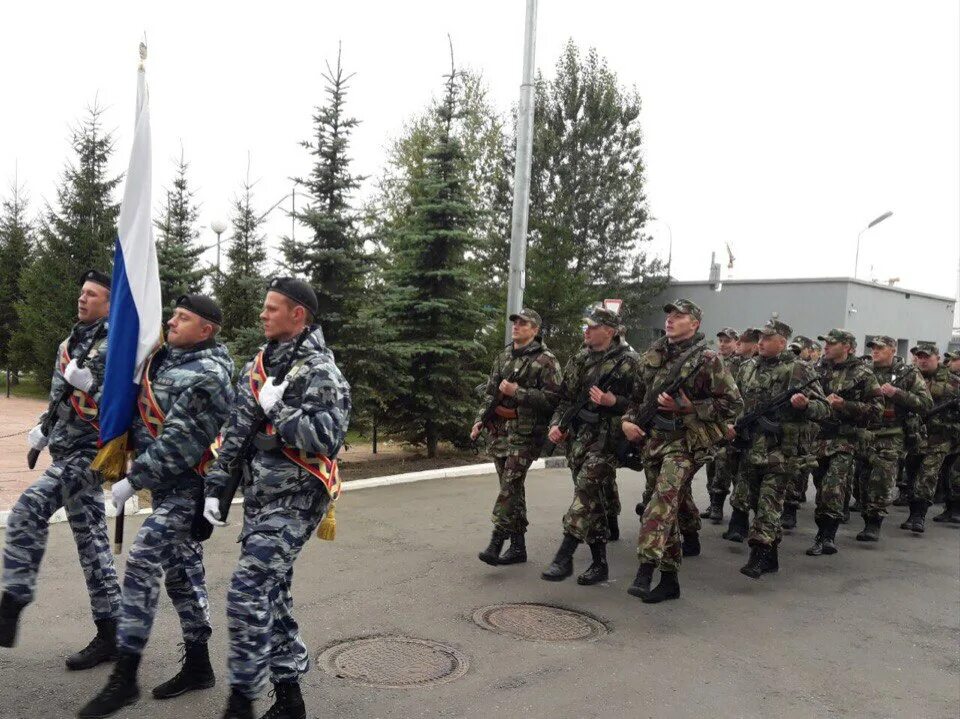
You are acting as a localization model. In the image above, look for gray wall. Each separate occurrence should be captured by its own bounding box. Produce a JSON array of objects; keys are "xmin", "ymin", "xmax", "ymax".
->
[{"xmin": 637, "ymin": 278, "xmax": 955, "ymax": 357}]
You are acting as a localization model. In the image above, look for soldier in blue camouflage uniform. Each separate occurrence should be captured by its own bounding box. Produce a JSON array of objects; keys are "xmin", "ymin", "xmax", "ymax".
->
[
  {"xmin": 472, "ymin": 309, "xmax": 561, "ymax": 566},
  {"xmin": 541, "ymin": 306, "xmax": 640, "ymax": 586},
  {"xmin": 0, "ymin": 270, "xmax": 122, "ymax": 670},
  {"xmin": 204, "ymin": 279, "xmax": 351, "ymax": 719},
  {"xmin": 78, "ymin": 295, "xmax": 235, "ymax": 719}
]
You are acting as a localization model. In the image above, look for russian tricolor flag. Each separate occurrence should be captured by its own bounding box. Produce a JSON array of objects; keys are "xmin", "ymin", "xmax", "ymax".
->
[{"xmin": 93, "ymin": 46, "xmax": 161, "ymax": 479}]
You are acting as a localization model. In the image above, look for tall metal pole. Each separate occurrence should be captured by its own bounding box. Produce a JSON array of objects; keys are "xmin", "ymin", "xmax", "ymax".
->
[{"xmin": 504, "ymin": 0, "xmax": 538, "ymax": 345}]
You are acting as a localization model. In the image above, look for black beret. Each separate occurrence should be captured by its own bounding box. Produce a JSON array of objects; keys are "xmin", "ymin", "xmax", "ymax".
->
[
  {"xmin": 266, "ymin": 277, "xmax": 319, "ymax": 317},
  {"xmin": 175, "ymin": 294, "xmax": 222, "ymax": 325},
  {"xmin": 80, "ymin": 269, "xmax": 111, "ymax": 291}
]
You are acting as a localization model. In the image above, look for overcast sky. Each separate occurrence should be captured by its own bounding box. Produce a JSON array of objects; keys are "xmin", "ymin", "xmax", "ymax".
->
[{"xmin": 1, "ymin": 1, "xmax": 957, "ymax": 302}]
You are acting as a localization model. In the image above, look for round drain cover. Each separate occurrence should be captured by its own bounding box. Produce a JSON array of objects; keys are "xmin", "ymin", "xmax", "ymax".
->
[
  {"xmin": 472, "ymin": 603, "xmax": 608, "ymax": 642},
  {"xmin": 318, "ymin": 636, "xmax": 468, "ymax": 688}
]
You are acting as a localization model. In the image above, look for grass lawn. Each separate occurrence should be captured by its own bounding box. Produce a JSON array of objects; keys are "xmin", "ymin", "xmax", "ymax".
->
[{"xmin": 0, "ymin": 373, "xmax": 49, "ymax": 401}]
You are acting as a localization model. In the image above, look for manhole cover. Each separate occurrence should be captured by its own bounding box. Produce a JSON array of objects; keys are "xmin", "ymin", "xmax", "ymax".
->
[
  {"xmin": 318, "ymin": 636, "xmax": 468, "ymax": 688},
  {"xmin": 472, "ymin": 603, "xmax": 608, "ymax": 642}
]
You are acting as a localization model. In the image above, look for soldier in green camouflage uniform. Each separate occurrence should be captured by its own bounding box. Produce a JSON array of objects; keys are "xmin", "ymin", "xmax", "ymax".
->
[
  {"xmin": 472, "ymin": 309, "xmax": 561, "ymax": 566},
  {"xmin": 726, "ymin": 320, "xmax": 828, "ymax": 579},
  {"xmin": 541, "ymin": 306, "xmax": 640, "ymax": 586},
  {"xmin": 781, "ymin": 335, "xmax": 821, "ymax": 530},
  {"xmin": 621, "ymin": 299, "xmax": 742, "ymax": 603},
  {"xmin": 934, "ymin": 351, "xmax": 960, "ymax": 523},
  {"xmin": 856, "ymin": 336, "xmax": 933, "ymax": 541},
  {"xmin": 903, "ymin": 343, "xmax": 960, "ymax": 532},
  {"xmin": 806, "ymin": 329, "xmax": 883, "ymax": 556},
  {"xmin": 701, "ymin": 327, "xmax": 742, "ymax": 524}
]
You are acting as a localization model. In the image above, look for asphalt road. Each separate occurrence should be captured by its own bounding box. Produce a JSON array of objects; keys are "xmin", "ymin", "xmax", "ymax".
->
[{"xmin": 1, "ymin": 466, "xmax": 957, "ymax": 719}]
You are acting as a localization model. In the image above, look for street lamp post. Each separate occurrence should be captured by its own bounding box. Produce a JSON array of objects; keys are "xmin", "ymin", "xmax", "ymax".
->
[
  {"xmin": 854, "ymin": 211, "xmax": 892, "ymax": 279},
  {"xmin": 211, "ymin": 219, "xmax": 228, "ymax": 280}
]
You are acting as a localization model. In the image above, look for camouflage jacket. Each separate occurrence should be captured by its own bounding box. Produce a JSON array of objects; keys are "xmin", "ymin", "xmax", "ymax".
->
[
  {"xmin": 623, "ymin": 333, "xmax": 743, "ymax": 456},
  {"xmin": 868, "ymin": 361, "xmax": 932, "ymax": 435},
  {"xmin": 128, "ymin": 340, "xmax": 236, "ymax": 495},
  {"xmin": 551, "ymin": 336, "xmax": 640, "ymax": 458},
  {"xmin": 41, "ymin": 318, "xmax": 109, "ymax": 459},
  {"xmin": 736, "ymin": 352, "xmax": 828, "ymax": 465},
  {"xmin": 920, "ymin": 365, "xmax": 960, "ymax": 441},
  {"xmin": 205, "ymin": 326, "xmax": 351, "ymax": 509},
  {"xmin": 815, "ymin": 356, "xmax": 883, "ymax": 454},
  {"xmin": 474, "ymin": 339, "xmax": 561, "ymax": 451}
]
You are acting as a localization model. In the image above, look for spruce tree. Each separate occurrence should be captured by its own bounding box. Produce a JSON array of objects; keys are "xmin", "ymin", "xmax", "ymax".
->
[
  {"xmin": 155, "ymin": 149, "xmax": 207, "ymax": 317},
  {"xmin": 0, "ymin": 181, "xmax": 34, "ymax": 380},
  {"xmin": 16, "ymin": 105, "xmax": 121, "ymax": 387},
  {"xmin": 378, "ymin": 57, "xmax": 486, "ymax": 457}
]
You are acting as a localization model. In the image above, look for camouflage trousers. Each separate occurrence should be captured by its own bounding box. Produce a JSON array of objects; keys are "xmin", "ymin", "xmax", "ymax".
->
[
  {"xmin": 738, "ymin": 462, "xmax": 789, "ymax": 547},
  {"xmin": 1, "ymin": 452, "xmax": 121, "ymax": 622},
  {"xmin": 642, "ymin": 460, "xmax": 701, "ymax": 536},
  {"xmin": 227, "ymin": 493, "xmax": 329, "ymax": 698},
  {"xmin": 562, "ymin": 451, "xmax": 618, "ymax": 544},
  {"xmin": 708, "ymin": 446, "xmax": 740, "ymax": 499},
  {"xmin": 117, "ymin": 492, "xmax": 210, "ymax": 654},
  {"xmin": 784, "ymin": 454, "xmax": 816, "ymax": 509},
  {"xmin": 947, "ymin": 454, "xmax": 960, "ymax": 497},
  {"xmin": 914, "ymin": 436, "xmax": 959, "ymax": 503},
  {"xmin": 491, "ymin": 447, "xmax": 537, "ymax": 535},
  {"xmin": 812, "ymin": 451, "xmax": 855, "ymax": 521},
  {"xmin": 637, "ymin": 451, "xmax": 696, "ymax": 572},
  {"xmin": 859, "ymin": 433, "xmax": 903, "ymax": 518}
]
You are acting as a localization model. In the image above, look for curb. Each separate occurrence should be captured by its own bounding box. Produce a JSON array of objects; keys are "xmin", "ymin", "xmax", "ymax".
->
[{"xmin": 0, "ymin": 496, "xmax": 140, "ymax": 530}]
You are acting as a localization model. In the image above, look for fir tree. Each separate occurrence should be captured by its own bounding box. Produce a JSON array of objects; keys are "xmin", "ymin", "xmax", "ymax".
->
[
  {"xmin": 155, "ymin": 149, "xmax": 207, "ymax": 316},
  {"xmin": 0, "ymin": 180, "xmax": 34, "ymax": 380},
  {"xmin": 16, "ymin": 105, "xmax": 121, "ymax": 387}
]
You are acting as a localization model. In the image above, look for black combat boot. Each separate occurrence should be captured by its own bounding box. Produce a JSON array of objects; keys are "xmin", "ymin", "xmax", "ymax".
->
[
  {"xmin": 76, "ymin": 652, "xmax": 141, "ymax": 718},
  {"xmin": 635, "ymin": 501, "xmax": 646, "ymax": 516},
  {"xmin": 258, "ymin": 681, "xmax": 306, "ymax": 719},
  {"xmin": 900, "ymin": 502, "xmax": 921, "ymax": 530},
  {"xmin": 577, "ymin": 542, "xmax": 609, "ymax": 585},
  {"xmin": 780, "ymin": 504, "xmax": 798, "ymax": 530},
  {"xmin": 681, "ymin": 532, "xmax": 701, "ymax": 557},
  {"xmin": 909, "ymin": 501, "xmax": 929, "ymax": 534},
  {"xmin": 806, "ymin": 516, "xmax": 826, "ymax": 556},
  {"xmin": 709, "ymin": 494, "xmax": 725, "ymax": 524},
  {"xmin": 641, "ymin": 570, "xmax": 680, "ymax": 604},
  {"xmin": 627, "ymin": 563, "xmax": 655, "ymax": 599},
  {"xmin": 152, "ymin": 640, "xmax": 216, "ymax": 700},
  {"xmin": 607, "ymin": 514, "xmax": 620, "ymax": 542},
  {"xmin": 821, "ymin": 517, "xmax": 839, "ymax": 554},
  {"xmin": 740, "ymin": 544, "xmax": 772, "ymax": 579},
  {"xmin": 498, "ymin": 533, "xmax": 527, "ymax": 565},
  {"xmin": 856, "ymin": 515, "xmax": 883, "ymax": 542},
  {"xmin": 222, "ymin": 688, "xmax": 255, "ymax": 719},
  {"xmin": 0, "ymin": 592, "xmax": 27, "ymax": 648},
  {"xmin": 66, "ymin": 618, "xmax": 118, "ymax": 671},
  {"xmin": 722, "ymin": 509, "xmax": 749, "ymax": 543},
  {"xmin": 763, "ymin": 541, "xmax": 780, "ymax": 574},
  {"xmin": 478, "ymin": 531, "xmax": 507, "ymax": 566},
  {"xmin": 932, "ymin": 499, "xmax": 960, "ymax": 524},
  {"xmin": 541, "ymin": 534, "xmax": 580, "ymax": 581},
  {"xmin": 699, "ymin": 502, "xmax": 713, "ymax": 519}
]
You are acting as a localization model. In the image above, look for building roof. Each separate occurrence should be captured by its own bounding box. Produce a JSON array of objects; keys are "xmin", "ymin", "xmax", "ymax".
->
[{"xmin": 665, "ymin": 276, "xmax": 956, "ymax": 303}]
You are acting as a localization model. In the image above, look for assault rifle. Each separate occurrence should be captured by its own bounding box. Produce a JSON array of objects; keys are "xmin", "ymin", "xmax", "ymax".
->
[
  {"xmin": 924, "ymin": 394, "xmax": 960, "ymax": 421},
  {"xmin": 27, "ymin": 324, "xmax": 106, "ymax": 469},
  {"xmin": 732, "ymin": 375, "xmax": 819, "ymax": 450}
]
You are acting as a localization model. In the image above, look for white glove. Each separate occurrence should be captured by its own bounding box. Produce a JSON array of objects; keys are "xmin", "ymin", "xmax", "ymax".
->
[
  {"xmin": 27, "ymin": 424, "xmax": 48, "ymax": 451},
  {"xmin": 63, "ymin": 358, "xmax": 94, "ymax": 393},
  {"xmin": 111, "ymin": 478, "xmax": 135, "ymax": 513},
  {"xmin": 257, "ymin": 377, "xmax": 289, "ymax": 415},
  {"xmin": 203, "ymin": 497, "xmax": 226, "ymax": 527}
]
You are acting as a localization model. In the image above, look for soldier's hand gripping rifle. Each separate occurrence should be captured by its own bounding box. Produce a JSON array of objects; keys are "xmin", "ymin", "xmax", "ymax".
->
[
  {"xmin": 27, "ymin": 324, "xmax": 106, "ymax": 469},
  {"xmin": 472, "ymin": 367, "xmax": 521, "ymax": 452},
  {"xmin": 215, "ymin": 327, "xmax": 310, "ymax": 524},
  {"xmin": 732, "ymin": 375, "xmax": 819, "ymax": 450}
]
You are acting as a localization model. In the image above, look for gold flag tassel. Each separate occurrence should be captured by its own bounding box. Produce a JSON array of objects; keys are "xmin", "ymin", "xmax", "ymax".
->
[
  {"xmin": 91, "ymin": 434, "xmax": 130, "ymax": 482},
  {"xmin": 317, "ymin": 501, "xmax": 337, "ymax": 541}
]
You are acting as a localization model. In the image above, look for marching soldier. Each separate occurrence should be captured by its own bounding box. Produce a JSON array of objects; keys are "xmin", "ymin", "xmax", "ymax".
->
[
  {"xmin": 934, "ymin": 351, "xmax": 960, "ymax": 523},
  {"xmin": 856, "ymin": 336, "xmax": 932, "ymax": 542},
  {"xmin": 0, "ymin": 271, "xmax": 122, "ymax": 668},
  {"xmin": 726, "ymin": 320, "xmax": 827, "ymax": 579},
  {"xmin": 781, "ymin": 335, "xmax": 820, "ymax": 529},
  {"xmin": 204, "ymin": 279, "xmax": 351, "ymax": 719},
  {"xmin": 622, "ymin": 300, "xmax": 742, "ymax": 603},
  {"xmin": 78, "ymin": 295, "xmax": 235, "ymax": 718},
  {"xmin": 902, "ymin": 343, "xmax": 960, "ymax": 533},
  {"xmin": 472, "ymin": 309, "xmax": 561, "ymax": 565},
  {"xmin": 541, "ymin": 306, "xmax": 639, "ymax": 586},
  {"xmin": 702, "ymin": 327, "xmax": 740, "ymax": 522},
  {"xmin": 805, "ymin": 329, "xmax": 882, "ymax": 556}
]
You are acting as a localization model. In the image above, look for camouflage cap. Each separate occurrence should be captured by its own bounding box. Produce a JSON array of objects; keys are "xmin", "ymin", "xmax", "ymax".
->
[
  {"xmin": 793, "ymin": 335, "xmax": 814, "ymax": 349},
  {"xmin": 584, "ymin": 306, "xmax": 620, "ymax": 329},
  {"xmin": 944, "ymin": 350, "xmax": 959, "ymax": 361},
  {"xmin": 866, "ymin": 335, "xmax": 896, "ymax": 350},
  {"xmin": 739, "ymin": 327, "xmax": 761, "ymax": 343},
  {"xmin": 910, "ymin": 341, "xmax": 940, "ymax": 356},
  {"xmin": 716, "ymin": 327, "xmax": 739, "ymax": 340},
  {"xmin": 663, "ymin": 298, "xmax": 702, "ymax": 321},
  {"xmin": 818, "ymin": 328, "xmax": 856, "ymax": 346},
  {"xmin": 760, "ymin": 319, "xmax": 793, "ymax": 339},
  {"xmin": 509, "ymin": 308, "xmax": 542, "ymax": 327}
]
